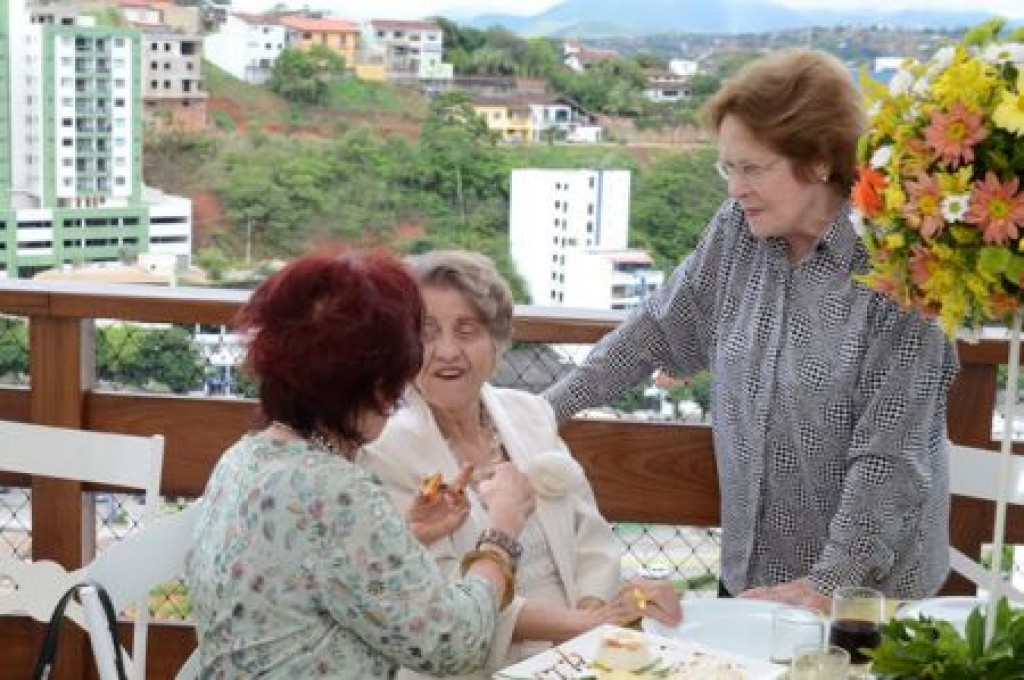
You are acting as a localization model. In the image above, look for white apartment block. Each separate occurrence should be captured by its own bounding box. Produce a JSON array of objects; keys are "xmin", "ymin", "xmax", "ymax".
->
[
  {"xmin": 510, "ymin": 169, "xmax": 662, "ymax": 310},
  {"xmin": 361, "ymin": 19, "xmax": 447, "ymax": 80},
  {"xmin": 204, "ymin": 12, "xmax": 286, "ymax": 85},
  {"xmin": 0, "ymin": 1, "xmax": 191, "ymax": 279}
]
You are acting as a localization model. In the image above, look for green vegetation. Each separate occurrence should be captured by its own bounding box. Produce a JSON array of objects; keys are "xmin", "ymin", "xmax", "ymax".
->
[
  {"xmin": 96, "ymin": 325, "xmax": 204, "ymax": 394},
  {"xmin": 869, "ymin": 598, "xmax": 1024, "ymax": 679},
  {"xmin": 267, "ymin": 46, "xmax": 346, "ymax": 106},
  {"xmin": 0, "ymin": 317, "xmax": 28, "ymax": 380}
]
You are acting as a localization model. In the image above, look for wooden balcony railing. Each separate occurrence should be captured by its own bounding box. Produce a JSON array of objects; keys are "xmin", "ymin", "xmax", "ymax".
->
[{"xmin": 0, "ymin": 279, "xmax": 1019, "ymax": 679}]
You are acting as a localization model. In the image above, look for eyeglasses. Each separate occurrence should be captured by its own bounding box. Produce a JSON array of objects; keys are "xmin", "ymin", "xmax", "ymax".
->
[{"xmin": 715, "ymin": 157, "xmax": 783, "ymax": 184}]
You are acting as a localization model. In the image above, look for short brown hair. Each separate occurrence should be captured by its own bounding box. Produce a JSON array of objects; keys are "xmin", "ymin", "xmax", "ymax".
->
[
  {"xmin": 405, "ymin": 250, "xmax": 514, "ymax": 343},
  {"xmin": 703, "ymin": 48, "xmax": 865, "ymax": 190}
]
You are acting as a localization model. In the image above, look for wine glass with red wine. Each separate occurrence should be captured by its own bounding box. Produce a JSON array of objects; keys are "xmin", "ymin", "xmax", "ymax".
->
[{"xmin": 828, "ymin": 586, "xmax": 884, "ymax": 673}]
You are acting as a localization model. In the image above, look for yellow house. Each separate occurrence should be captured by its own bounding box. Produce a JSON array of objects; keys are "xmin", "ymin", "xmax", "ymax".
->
[
  {"xmin": 279, "ymin": 16, "xmax": 360, "ymax": 67},
  {"xmin": 472, "ymin": 96, "xmax": 534, "ymax": 143}
]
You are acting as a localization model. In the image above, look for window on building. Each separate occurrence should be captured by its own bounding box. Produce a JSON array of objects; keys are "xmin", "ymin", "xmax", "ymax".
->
[
  {"xmin": 62, "ymin": 158, "xmax": 73, "ymax": 167},
  {"xmin": 114, "ymin": 97, "xmax": 125, "ymax": 107},
  {"xmin": 554, "ymin": 200, "xmax": 560, "ymax": 208},
  {"xmin": 552, "ymin": 254, "xmax": 558, "ymax": 263},
  {"xmin": 150, "ymin": 61, "xmax": 158, "ymax": 69},
  {"xmin": 115, "ymin": 78, "xmax": 125, "ymax": 88},
  {"xmin": 163, "ymin": 80, "xmax": 171, "ymax": 89},
  {"xmin": 588, "ymin": 204, "xmax": 594, "ymax": 215},
  {"xmin": 164, "ymin": 62, "xmax": 172, "ymax": 70},
  {"xmin": 589, "ymin": 176, "xmax": 595, "ymax": 188},
  {"xmin": 551, "ymin": 272, "xmax": 557, "ymax": 281},
  {"xmin": 150, "ymin": 80, "xmax": 158, "ymax": 88},
  {"xmin": 115, "ymin": 38, "xmax": 124, "ymax": 48},
  {"xmin": 61, "ymin": 138, "xmax": 73, "ymax": 147},
  {"xmin": 115, "ymin": 177, "xmax": 126, "ymax": 186},
  {"xmin": 587, "ymin": 221, "xmax": 594, "ymax": 233},
  {"xmin": 164, "ymin": 43, "xmax": 172, "ymax": 52},
  {"xmin": 62, "ymin": 118, "xmax": 72, "ymax": 127},
  {"xmin": 151, "ymin": 42, "xmax": 159, "ymax": 50},
  {"xmin": 550, "ymin": 291, "xmax": 557, "ymax": 300}
]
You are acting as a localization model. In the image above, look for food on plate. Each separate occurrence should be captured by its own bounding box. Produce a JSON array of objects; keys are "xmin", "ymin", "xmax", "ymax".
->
[
  {"xmin": 419, "ymin": 471, "xmax": 444, "ymax": 500},
  {"xmin": 594, "ymin": 629, "xmax": 652, "ymax": 672}
]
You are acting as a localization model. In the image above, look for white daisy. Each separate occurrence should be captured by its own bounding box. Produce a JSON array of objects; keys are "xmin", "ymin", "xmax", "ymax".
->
[
  {"xmin": 870, "ymin": 145, "xmax": 893, "ymax": 169},
  {"xmin": 941, "ymin": 193, "xmax": 971, "ymax": 223},
  {"xmin": 889, "ymin": 70, "xmax": 914, "ymax": 96},
  {"xmin": 981, "ymin": 43, "xmax": 1024, "ymax": 66}
]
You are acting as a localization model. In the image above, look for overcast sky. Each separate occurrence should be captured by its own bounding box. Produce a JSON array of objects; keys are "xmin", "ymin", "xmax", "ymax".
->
[{"xmin": 237, "ymin": 0, "xmax": 1024, "ymax": 20}]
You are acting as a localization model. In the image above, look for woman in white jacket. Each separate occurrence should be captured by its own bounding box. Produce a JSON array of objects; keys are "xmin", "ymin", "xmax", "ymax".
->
[{"xmin": 359, "ymin": 250, "xmax": 681, "ymax": 678}]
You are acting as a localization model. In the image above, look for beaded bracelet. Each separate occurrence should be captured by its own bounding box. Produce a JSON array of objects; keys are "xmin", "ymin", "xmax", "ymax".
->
[
  {"xmin": 476, "ymin": 527, "xmax": 523, "ymax": 569},
  {"xmin": 460, "ymin": 547, "xmax": 516, "ymax": 611}
]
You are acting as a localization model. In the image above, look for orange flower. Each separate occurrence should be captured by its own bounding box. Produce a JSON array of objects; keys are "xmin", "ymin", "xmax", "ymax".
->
[
  {"xmin": 922, "ymin": 101, "xmax": 988, "ymax": 168},
  {"xmin": 965, "ymin": 172, "xmax": 1024, "ymax": 244},
  {"xmin": 903, "ymin": 173, "xmax": 945, "ymax": 238},
  {"xmin": 852, "ymin": 165, "xmax": 887, "ymax": 217},
  {"xmin": 989, "ymin": 290, "xmax": 1022, "ymax": 317}
]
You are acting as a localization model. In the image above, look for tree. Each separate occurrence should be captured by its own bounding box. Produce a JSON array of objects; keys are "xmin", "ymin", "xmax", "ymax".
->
[
  {"xmin": 97, "ymin": 325, "xmax": 203, "ymax": 394},
  {"xmin": 0, "ymin": 317, "xmax": 28, "ymax": 379},
  {"xmin": 267, "ymin": 46, "xmax": 345, "ymax": 106}
]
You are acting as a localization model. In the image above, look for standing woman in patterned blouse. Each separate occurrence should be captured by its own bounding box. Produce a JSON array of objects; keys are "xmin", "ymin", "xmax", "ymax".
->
[
  {"xmin": 545, "ymin": 48, "xmax": 959, "ymax": 612},
  {"xmin": 185, "ymin": 250, "xmax": 535, "ymax": 678}
]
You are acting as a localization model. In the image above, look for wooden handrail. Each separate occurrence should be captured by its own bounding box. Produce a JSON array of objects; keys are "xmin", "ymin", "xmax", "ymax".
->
[{"xmin": 0, "ymin": 280, "xmax": 1019, "ymax": 679}]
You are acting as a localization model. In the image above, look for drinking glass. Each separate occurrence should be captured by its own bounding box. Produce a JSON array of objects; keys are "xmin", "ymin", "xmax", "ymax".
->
[
  {"xmin": 769, "ymin": 605, "xmax": 826, "ymax": 664},
  {"xmin": 829, "ymin": 586, "xmax": 884, "ymax": 670},
  {"xmin": 790, "ymin": 643, "xmax": 850, "ymax": 680}
]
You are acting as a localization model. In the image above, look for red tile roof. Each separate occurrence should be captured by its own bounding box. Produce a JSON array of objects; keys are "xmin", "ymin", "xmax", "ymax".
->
[{"xmin": 278, "ymin": 16, "xmax": 358, "ymax": 33}]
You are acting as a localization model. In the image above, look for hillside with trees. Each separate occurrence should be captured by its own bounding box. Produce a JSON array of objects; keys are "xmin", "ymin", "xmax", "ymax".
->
[{"xmin": 144, "ymin": 19, "xmax": 729, "ymax": 299}]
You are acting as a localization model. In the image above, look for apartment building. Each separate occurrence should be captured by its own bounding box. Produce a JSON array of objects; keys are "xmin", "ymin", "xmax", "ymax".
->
[
  {"xmin": 0, "ymin": 1, "xmax": 191, "ymax": 279},
  {"xmin": 509, "ymin": 169, "xmax": 662, "ymax": 309},
  {"xmin": 140, "ymin": 26, "xmax": 206, "ymax": 132},
  {"xmin": 204, "ymin": 12, "xmax": 286, "ymax": 85},
  {"xmin": 361, "ymin": 19, "xmax": 450, "ymax": 81}
]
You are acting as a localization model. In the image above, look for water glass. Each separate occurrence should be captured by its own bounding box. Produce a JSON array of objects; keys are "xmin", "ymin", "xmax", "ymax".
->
[
  {"xmin": 769, "ymin": 605, "xmax": 826, "ymax": 664},
  {"xmin": 829, "ymin": 586, "xmax": 884, "ymax": 668},
  {"xmin": 790, "ymin": 643, "xmax": 850, "ymax": 680}
]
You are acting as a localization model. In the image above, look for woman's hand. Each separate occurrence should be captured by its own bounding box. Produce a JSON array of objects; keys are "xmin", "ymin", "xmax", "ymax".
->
[
  {"xmin": 738, "ymin": 578, "xmax": 829, "ymax": 614},
  {"xmin": 406, "ymin": 465, "xmax": 473, "ymax": 545},
  {"xmin": 623, "ymin": 579, "xmax": 683, "ymax": 626},
  {"xmin": 478, "ymin": 462, "xmax": 535, "ymax": 536}
]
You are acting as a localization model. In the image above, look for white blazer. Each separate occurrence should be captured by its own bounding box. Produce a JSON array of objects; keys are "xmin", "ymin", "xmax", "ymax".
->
[{"xmin": 359, "ymin": 384, "xmax": 621, "ymax": 677}]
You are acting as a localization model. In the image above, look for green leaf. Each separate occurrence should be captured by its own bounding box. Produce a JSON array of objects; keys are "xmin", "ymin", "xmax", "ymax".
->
[
  {"xmin": 965, "ymin": 607, "xmax": 985, "ymax": 657},
  {"xmin": 978, "ymin": 247, "xmax": 1013, "ymax": 275}
]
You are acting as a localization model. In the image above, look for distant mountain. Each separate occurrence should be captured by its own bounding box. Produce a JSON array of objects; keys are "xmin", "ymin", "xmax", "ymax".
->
[{"xmin": 468, "ymin": 0, "xmax": 1002, "ymax": 36}]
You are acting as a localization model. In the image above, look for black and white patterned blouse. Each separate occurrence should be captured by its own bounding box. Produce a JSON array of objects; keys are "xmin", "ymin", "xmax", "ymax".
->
[{"xmin": 545, "ymin": 199, "xmax": 959, "ymax": 598}]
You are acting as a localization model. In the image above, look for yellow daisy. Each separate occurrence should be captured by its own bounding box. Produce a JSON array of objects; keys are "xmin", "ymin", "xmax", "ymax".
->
[{"xmin": 993, "ymin": 72, "xmax": 1024, "ymax": 135}]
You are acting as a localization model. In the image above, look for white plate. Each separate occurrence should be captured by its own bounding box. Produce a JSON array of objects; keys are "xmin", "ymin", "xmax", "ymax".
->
[
  {"xmin": 493, "ymin": 623, "xmax": 785, "ymax": 679},
  {"xmin": 643, "ymin": 598, "xmax": 784, "ymax": 660},
  {"xmin": 896, "ymin": 596, "xmax": 987, "ymax": 635}
]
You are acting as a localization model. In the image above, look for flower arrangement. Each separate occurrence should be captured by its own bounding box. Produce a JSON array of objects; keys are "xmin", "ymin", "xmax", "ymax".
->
[{"xmin": 853, "ymin": 20, "xmax": 1024, "ymax": 335}]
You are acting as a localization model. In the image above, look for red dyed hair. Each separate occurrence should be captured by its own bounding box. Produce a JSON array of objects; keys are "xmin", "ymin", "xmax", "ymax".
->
[{"xmin": 236, "ymin": 249, "xmax": 424, "ymax": 445}]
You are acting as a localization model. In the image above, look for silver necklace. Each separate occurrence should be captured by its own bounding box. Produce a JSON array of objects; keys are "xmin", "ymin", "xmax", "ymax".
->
[{"xmin": 273, "ymin": 421, "xmax": 348, "ymax": 459}]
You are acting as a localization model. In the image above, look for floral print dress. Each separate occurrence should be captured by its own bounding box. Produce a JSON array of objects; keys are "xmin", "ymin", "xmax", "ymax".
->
[{"xmin": 185, "ymin": 434, "xmax": 497, "ymax": 679}]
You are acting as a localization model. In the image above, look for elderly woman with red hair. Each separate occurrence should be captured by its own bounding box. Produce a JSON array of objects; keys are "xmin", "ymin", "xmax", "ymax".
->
[{"xmin": 185, "ymin": 250, "xmax": 534, "ymax": 679}]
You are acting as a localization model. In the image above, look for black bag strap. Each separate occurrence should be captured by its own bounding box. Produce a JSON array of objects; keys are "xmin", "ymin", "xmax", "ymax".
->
[{"xmin": 32, "ymin": 579, "xmax": 129, "ymax": 680}]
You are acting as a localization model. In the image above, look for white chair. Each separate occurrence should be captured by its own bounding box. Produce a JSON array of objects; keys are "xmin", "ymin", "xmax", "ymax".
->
[
  {"xmin": 81, "ymin": 501, "xmax": 202, "ymax": 680},
  {"xmin": 948, "ymin": 443, "xmax": 1024, "ymax": 601},
  {"xmin": 0, "ymin": 419, "xmax": 164, "ymax": 678}
]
